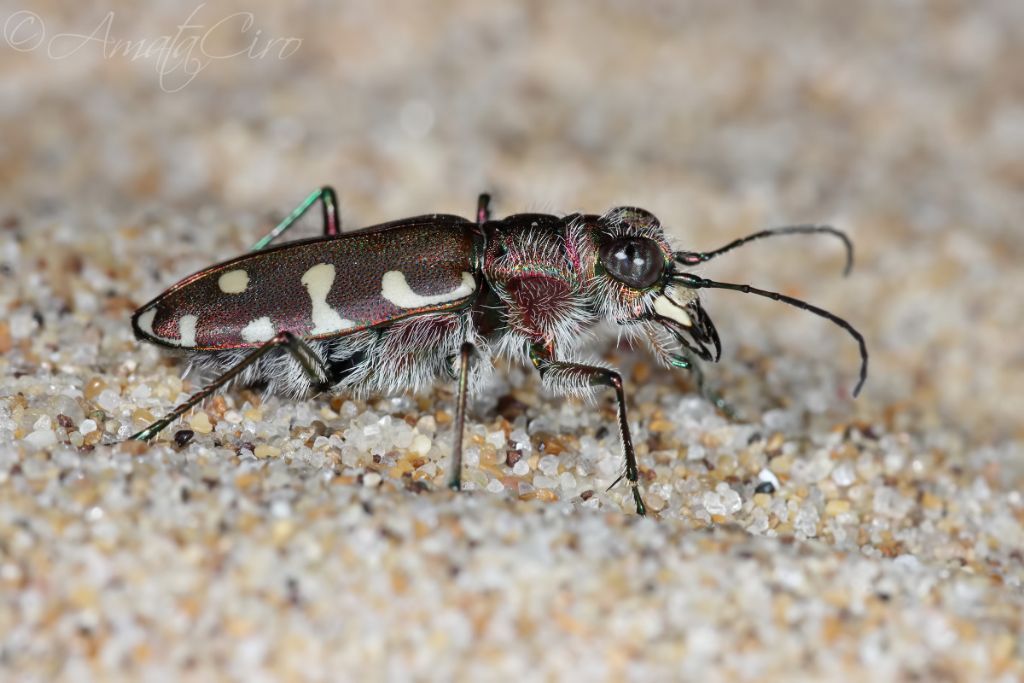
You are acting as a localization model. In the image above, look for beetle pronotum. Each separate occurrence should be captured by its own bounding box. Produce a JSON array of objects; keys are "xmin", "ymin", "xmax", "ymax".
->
[{"xmin": 131, "ymin": 187, "xmax": 868, "ymax": 515}]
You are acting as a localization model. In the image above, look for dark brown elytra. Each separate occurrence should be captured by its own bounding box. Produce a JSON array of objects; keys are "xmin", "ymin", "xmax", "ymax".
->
[{"xmin": 130, "ymin": 187, "xmax": 869, "ymax": 516}]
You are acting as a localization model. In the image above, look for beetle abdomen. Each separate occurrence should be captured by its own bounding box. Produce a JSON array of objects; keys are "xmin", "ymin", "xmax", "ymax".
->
[{"xmin": 132, "ymin": 216, "xmax": 478, "ymax": 350}]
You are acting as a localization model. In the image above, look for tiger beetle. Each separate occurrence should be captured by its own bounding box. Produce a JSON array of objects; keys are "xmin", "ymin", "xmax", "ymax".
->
[{"xmin": 130, "ymin": 187, "xmax": 868, "ymax": 516}]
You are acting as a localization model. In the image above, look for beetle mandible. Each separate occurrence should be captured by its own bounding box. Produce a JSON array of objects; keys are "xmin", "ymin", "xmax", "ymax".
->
[{"xmin": 130, "ymin": 187, "xmax": 868, "ymax": 515}]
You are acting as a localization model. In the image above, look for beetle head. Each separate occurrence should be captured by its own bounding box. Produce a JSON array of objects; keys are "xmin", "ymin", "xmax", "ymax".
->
[
  {"xmin": 591, "ymin": 207, "xmax": 722, "ymax": 366},
  {"xmin": 590, "ymin": 208, "xmax": 868, "ymax": 395}
]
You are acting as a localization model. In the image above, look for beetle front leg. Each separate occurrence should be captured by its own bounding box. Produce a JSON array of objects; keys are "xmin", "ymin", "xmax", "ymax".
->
[
  {"xmin": 529, "ymin": 344, "xmax": 647, "ymax": 516},
  {"xmin": 250, "ymin": 186, "xmax": 341, "ymax": 251},
  {"xmin": 669, "ymin": 351, "xmax": 737, "ymax": 418},
  {"xmin": 130, "ymin": 332, "xmax": 330, "ymax": 442},
  {"xmin": 448, "ymin": 341, "xmax": 475, "ymax": 491}
]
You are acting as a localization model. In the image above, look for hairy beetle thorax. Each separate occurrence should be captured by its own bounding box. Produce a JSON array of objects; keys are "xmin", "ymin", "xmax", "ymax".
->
[{"xmin": 480, "ymin": 214, "xmax": 600, "ymax": 351}]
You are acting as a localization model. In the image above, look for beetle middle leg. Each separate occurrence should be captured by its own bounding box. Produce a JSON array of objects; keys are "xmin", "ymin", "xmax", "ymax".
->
[
  {"xmin": 529, "ymin": 344, "xmax": 648, "ymax": 516},
  {"xmin": 448, "ymin": 341, "xmax": 475, "ymax": 491},
  {"xmin": 250, "ymin": 185, "xmax": 341, "ymax": 251},
  {"xmin": 130, "ymin": 331, "xmax": 330, "ymax": 442}
]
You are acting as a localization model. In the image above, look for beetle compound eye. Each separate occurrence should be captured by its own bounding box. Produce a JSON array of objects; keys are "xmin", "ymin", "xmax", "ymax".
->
[{"xmin": 599, "ymin": 237, "xmax": 665, "ymax": 289}]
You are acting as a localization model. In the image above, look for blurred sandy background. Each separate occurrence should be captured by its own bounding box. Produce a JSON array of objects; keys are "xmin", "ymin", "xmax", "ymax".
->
[{"xmin": 2, "ymin": 2, "xmax": 1023, "ymax": 681}]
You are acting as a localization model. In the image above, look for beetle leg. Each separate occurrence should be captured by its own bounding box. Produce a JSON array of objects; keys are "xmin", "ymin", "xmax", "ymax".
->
[
  {"xmin": 476, "ymin": 193, "xmax": 492, "ymax": 224},
  {"xmin": 668, "ymin": 351, "xmax": 737, "ymax": 419},
  {"xmin": 528, "ymin": 344, "xmax": 647, "ymax": 516},
  {"xmin": 130, "ymin": 332, "xmax": 330, "ymax": 442},
  {"xmin": 250, "ymin": 186, "xmax": 341, "ymax": 251},
  {"xmin": 448, "ymin": 341, "xmax": 475, "ymax": 491}
]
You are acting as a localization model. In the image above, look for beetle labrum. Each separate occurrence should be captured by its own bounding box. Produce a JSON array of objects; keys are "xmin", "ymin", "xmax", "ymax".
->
[{"xmin": 130, "ymin": 187, "xmax": 868, "ymax": 515}]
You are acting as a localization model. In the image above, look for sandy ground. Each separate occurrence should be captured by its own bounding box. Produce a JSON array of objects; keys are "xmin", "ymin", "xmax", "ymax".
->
[{"xmin": 1, "ymin": 2, "xmax": 1023, "ymax": 681}]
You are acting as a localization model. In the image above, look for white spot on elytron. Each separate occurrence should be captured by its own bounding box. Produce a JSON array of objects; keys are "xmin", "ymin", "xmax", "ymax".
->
[
  {"xmin": 178, "ymin": 314, "xmax": 198, "ymax": 347},
  {"xmin": 653, "ymin": 295, "xmax": 692, "ymax": 327},
  {"xmin": 136, "ymin": 307, "xmax": 199, "ymax": 347},
  {"xmin": 241, "ymin": 316, "xmax": 275, "ymax": 343},
  {"xmin": 218, "ymin": 269, "xmax": 249, "ymax": 294},
  {"xmin": 301, "ymin": 263, "xmax": 356, "ymax": 335},
  {"xmin": 137, "ymin": 308, "xmax": 157, "ymax": 336},
  {"xmin": 381, "ymin": 271, "xmax": 476, "ymax": 309}
]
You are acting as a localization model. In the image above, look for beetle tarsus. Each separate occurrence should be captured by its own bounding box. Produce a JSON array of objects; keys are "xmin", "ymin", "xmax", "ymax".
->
[
  {"xmin": 631, "ymin": 485, "xmax": 647, "ymax": 517},
  {"xmin": 131, "ymin": 419, "xmax": 170, "ymax": 442},
  {"xmin": 671, "ymin": 351, "xmax": 738, "ymax": 419}
]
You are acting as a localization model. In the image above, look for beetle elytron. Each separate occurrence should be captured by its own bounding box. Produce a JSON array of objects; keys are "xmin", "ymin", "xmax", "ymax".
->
[{"xmin": 131, "ymin": 187, "xmax": 868, "ymax": 515}]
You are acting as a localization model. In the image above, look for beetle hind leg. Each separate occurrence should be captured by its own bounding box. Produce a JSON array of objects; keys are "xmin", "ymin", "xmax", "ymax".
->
[
  {"xmin": 448, "ymin": 342, "xmax": 476, "ymax": 492},
  {"xmin": 250, "ymin": 186, "xmax": 341, "ymax": 251},
  {"xmin": 130, "ymin": 332, "xmax": 330, "ymax": 442}
]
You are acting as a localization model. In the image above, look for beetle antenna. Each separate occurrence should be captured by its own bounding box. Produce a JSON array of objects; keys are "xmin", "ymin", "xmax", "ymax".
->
[
  {"xmin": 671, "ymin": 273, "xmax": 868, "ymax": 397},
  {"xmin": 674, "ymin": 225, "xmax": 854, "ymax": 276}
]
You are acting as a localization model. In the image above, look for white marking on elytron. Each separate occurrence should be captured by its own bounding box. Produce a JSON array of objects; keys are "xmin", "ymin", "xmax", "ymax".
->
[
  {"xmin": 137, "ymin": 308, "xmax": 157, "ymax": 336},
  {"xmin": 381, "ymin": 270, "xmax": 476, "ymax": 309},
  {"xmin": 301, "ymin": 263, "xmax": 356, "ymax": 334},
  {"xmin": 137, "ymin": 307, "xmax": 199, "ymax": 347},
  {"xmin": 653, "ymin": 295, "xmax": 692, "ymax": 327},
  {"xmin": 241, "ymin": 316, "xmax": 276, "ymax": 343},
  {"xmin": 178, "ymin": 314, "xmax": 198, "ymax": 347},
  {"xmin": 218, "ymin": 269, "xmax": 249, "ymax": 294}
]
